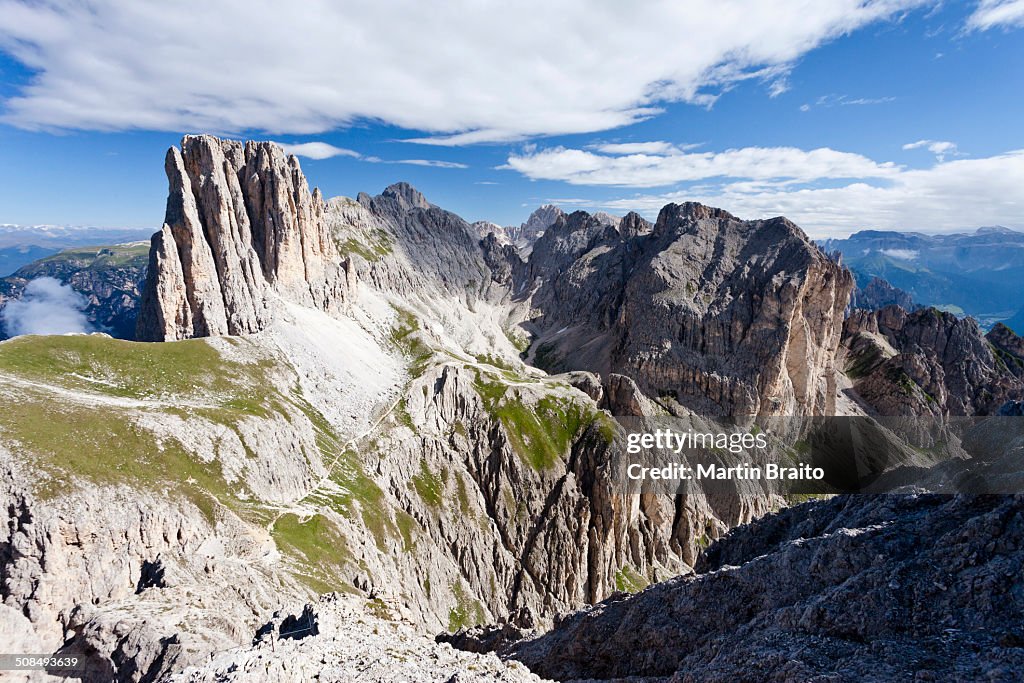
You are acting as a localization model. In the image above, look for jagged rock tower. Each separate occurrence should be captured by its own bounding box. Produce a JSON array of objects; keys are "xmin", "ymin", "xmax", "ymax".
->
[{"xmin": 136, "ymin": 135, "xmax": 348, "ymax": 341}]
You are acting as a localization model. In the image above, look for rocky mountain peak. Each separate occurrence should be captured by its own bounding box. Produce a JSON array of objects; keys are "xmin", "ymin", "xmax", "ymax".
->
[
  {"xmin": 619, "ymin": 211, "xmax": 651, "ymax": 239},
  {"xmin": 381, "ymin": 181, "xmax": 431, "ymax": 210},
  {"xmin": 655, "ymin": 201, "xmax": 736, "ymax": 230},
  {"xmin": 522, "ymin": 204, "xmax": 564, "ymax": 233},
  {"xmin": 136, "ymin": 136, "xmax": 346, "ymax": 341}
]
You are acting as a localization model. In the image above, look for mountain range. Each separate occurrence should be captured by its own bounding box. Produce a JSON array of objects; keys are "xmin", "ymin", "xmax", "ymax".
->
[
  {"xmin": 0, "ymin": 136, "xmax": 1022, "ymax": 682},
  {"xmin": 820, "ymin": 227, "xmax": 1024, "ymax": 326}
]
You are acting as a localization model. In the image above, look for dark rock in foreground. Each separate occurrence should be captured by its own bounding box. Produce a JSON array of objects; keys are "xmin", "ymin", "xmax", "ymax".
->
[{"xmin": 507, "ymin": 494, "xmax": 1024, "ymax": 682}]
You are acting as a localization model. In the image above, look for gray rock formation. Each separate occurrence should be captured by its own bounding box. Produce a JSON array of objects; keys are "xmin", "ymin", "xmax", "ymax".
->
[
  {"xmin": 522, "ymin": 203, "xmax": 854, "ymax": 417},
  {"xmin": 850, "ymin": 275, "xmax": 917, "ymax": 313},
  {"xmin": 136, "ymin": 135, "xmax": 347, "ymax": 341},
  {"xmin": 506, "ymin": 494, "xmax": 1024, "ymax": 682},
  {"xmin": 172, "ymin": 593, "xmax": 548, "ymax": 682},
  {"xmin": 472, "ymin": 204, "xmax": 571, "ymax": 254},
  {"xmin": 988, "ymin": 322, "xmax": 1024, "ymax": 380},
  {"xmin": 843, "ymin": 305, "xmax": 1024, "ymax": 416}
]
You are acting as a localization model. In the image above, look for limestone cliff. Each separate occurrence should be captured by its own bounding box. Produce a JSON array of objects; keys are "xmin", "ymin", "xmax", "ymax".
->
[{"xmin": 136, "ymin": 135, "xmax": 347, "ymax": 341}]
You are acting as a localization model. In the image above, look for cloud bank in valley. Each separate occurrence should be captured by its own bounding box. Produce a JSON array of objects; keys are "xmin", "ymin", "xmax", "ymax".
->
[{"xmin": 1, "ymin": 277, "xmax": 93, "ymax": 337}]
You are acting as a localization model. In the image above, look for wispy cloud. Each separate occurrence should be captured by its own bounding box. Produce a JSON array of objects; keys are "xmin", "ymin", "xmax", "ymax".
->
[
  {"xmin": 966, "ymin": 0, "xmax": 1024, "ymax": 30},
  {"xmin": 386, "ymin": 159, "xmax": 467, "ymax": 169},
  {"xmin": 276, "ymin": 141, "xmax": 361, "ymax": 160},
  {"xmin": 0, "ymin": 0, "xmax": 930, "ymax": 142},
  {"xmin": 800, "ymin": 93, "xmax": 896, "ymax": 111},
  {"xmin": 903, "ymin": 139, "xmax": 960, "ymax": 161},
  {"xmin": 277, "ymin": 141, "xmax": 465, "ymax": 168},
  {"xmin": 590, "ymin": 141, "xmax": 701, "ymax": 155}
]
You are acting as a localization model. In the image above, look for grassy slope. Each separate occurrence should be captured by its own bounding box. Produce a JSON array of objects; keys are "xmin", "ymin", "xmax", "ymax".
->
[{"xmin": 0, "ymin": 333, "xmax": 373, "ymax": 592}]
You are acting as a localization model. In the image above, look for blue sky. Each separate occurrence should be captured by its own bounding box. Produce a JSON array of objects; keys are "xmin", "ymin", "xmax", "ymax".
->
[{"xmin": 0, "ymin": 0, "xmax": 1022, "ymax": 238}]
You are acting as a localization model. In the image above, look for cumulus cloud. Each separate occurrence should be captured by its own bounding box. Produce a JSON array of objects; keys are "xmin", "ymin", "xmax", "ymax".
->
[
  {"xmin": 0, "ymin": 0, "xmax": 929, "ymax": 141},
  {"xmin": 504, "ymin": 144, "xmax": 900, "ymax": 187},
  {"xmin": 967, "ymin": 0, "xmax": 1024, "ymax": 30},
  {"xmin": 575, "ymin": 149, "xmax": 1024, "ymax": 237},
  {"xmin": 1, "ymin": 277, "xmax": 93, "ymax": 337},
  {"xmin": 903, "ymin": 139, "xmax": 959, "ymax": 161}
]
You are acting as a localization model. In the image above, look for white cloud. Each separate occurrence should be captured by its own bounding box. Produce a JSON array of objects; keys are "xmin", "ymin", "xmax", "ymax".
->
[
  {"xmin": 504, "ymin": 144, "xmax": 899, "ymax": 187},
  {"xmin": 1, "ymin": 277, "xmax": 93, "ymax": 336},
  {"xmin": 801, "ymin": 93, "xmax": 896, "ymax": 110},
  {"xmin": 591, "ymin": 141, "xmax": 696, "ymax": 155},
  {"xmin": 967, "ymin": 0, "xmax": 1024, "ymax": 30},
  {"xmin": 903, "ymin": 139, "xmax": 959, "ymax": 161},
  {"xmin": 879, "ymin": 248, "xmax": 919, "ymax": 260},
  {"xmin": 0, "ymin": 0, "xmax": 929, "ymax": 141},
  {"xmin": 575, "ymin": 150, "xmax": 1024, "ymax": 238},
  {"xmin": 276, "ymin": 140, "xmax": 465, "ymax": 167},
  {"xmin": 387, "ymin": 159, "xmax": 468, "ymax": 169},
  {"xmin": 276, "ymin": 141, "xmax": 360, "ymax": 160},
  {"xmin": 767, "ymin": 76, "xmax": 791, "ymax": 98}
]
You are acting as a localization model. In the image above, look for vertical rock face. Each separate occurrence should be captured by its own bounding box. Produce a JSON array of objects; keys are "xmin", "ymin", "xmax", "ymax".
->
[{"xmin": 136, "ymin": 135, "xmax": 346, "ymax": 341}]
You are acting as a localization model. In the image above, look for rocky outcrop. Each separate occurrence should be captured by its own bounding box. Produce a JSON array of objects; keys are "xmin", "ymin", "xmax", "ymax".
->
[
  {"xmin": 523, "ymin": 203, "xmax": 854, "ymax": 417},
  {"xmin": 843, "ymin": 306, "xmax": 1024, "ymax": 416},
  {"xmin": 507, "ymin": 494, "xmax": 1024, "ymax": 682},
  {"xmin": 850, "ymin": 275, "xmax": 917, "ymax": 312},
  {"xmin": 136, "ymin": 135, "xmax": 347, "ymax": 341},
  {"xmin": 988, "ymin": 322, "xmax": 1024, "ymax": 380},
  {"xmin": 172, "ymin": 593, "xmax": 548, "ymax": 682}
]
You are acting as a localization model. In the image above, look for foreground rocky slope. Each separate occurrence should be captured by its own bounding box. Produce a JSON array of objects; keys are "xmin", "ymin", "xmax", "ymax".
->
[
  {"xmin": 171, "ymin": 593, "xmax": 547, "ymax": 683},
  {"xmin": 507, "ymin": 494, "xmax": 1024, "ymax": 682}
]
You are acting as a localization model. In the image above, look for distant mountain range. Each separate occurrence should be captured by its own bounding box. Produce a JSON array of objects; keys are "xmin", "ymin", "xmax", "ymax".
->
[
  {"xmin": 0, "ymin": 224, "xmax": 154, "ymax": 277},
  {"xmin": 820, "ymin": 226, "xmax": 1024, "ymax": 324}
]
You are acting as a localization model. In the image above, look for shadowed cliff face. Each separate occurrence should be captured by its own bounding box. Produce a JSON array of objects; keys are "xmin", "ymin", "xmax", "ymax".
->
[{"xmin": 136, "ymin": 135, "xmax": 348, "ymax": 341}]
